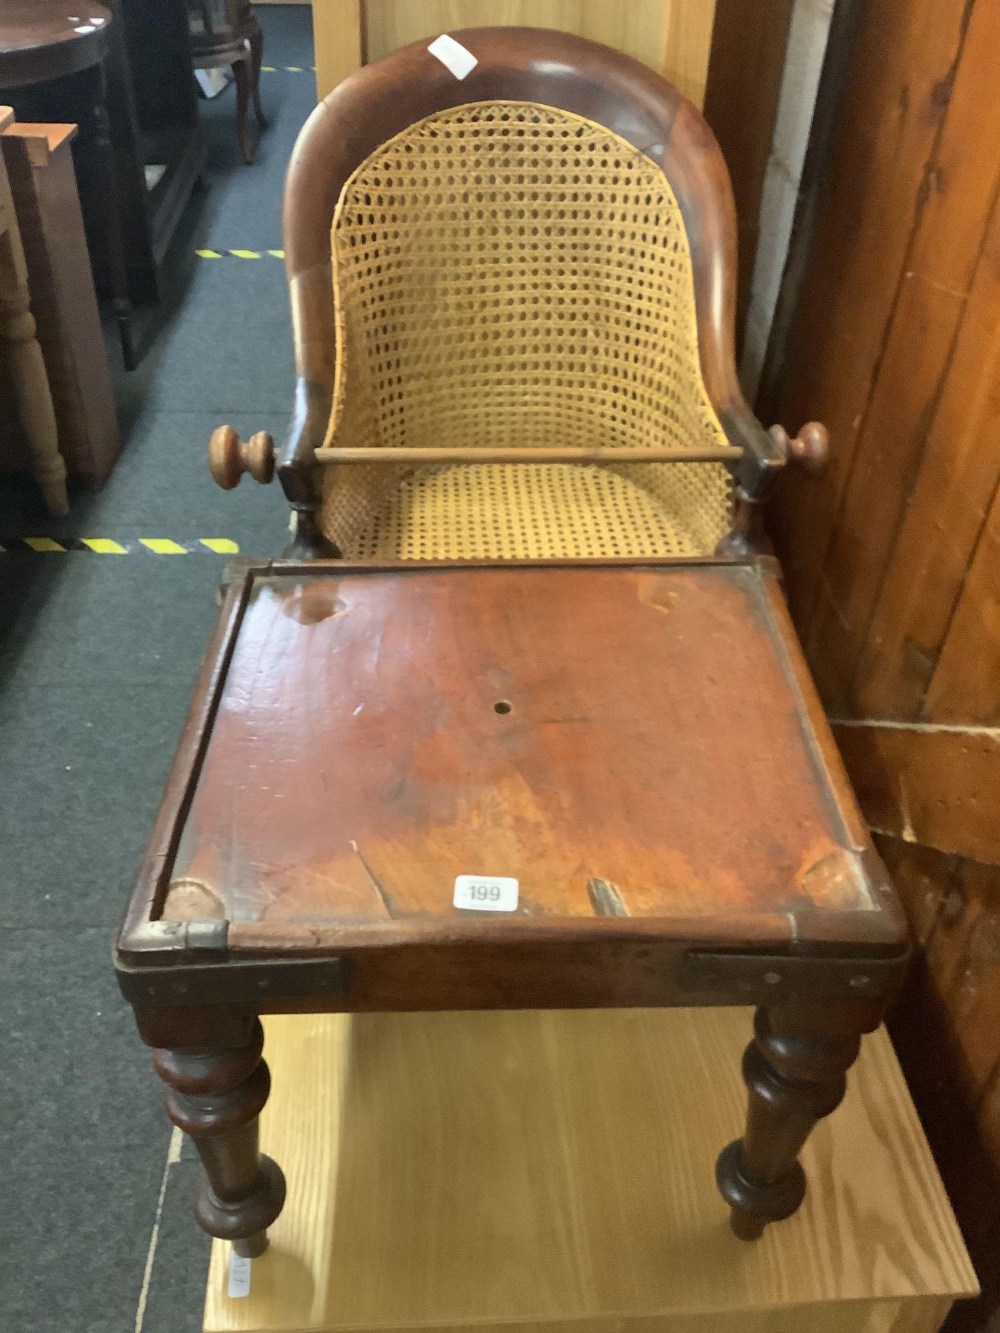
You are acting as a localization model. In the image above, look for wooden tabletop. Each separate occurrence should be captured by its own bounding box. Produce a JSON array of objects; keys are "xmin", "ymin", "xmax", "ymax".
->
[
  {"xmin": 0, "ymin": 4, "xmax": 111, "ymax": 87},
  {"xmin": 138, "ymin": 563, "xmax": 903, "ymax": 968}
]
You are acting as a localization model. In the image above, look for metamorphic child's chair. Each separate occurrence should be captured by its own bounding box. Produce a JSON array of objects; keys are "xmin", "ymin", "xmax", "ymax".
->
[{"xmin": 116, "ymin": 28, "xmax": 910, "ymax": 1261}]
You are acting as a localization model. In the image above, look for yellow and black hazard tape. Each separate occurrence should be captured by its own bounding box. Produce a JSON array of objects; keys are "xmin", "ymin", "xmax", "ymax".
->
[
  {"xmin": 196, "ymin": 248, "xmax": 284, "ymax": 260},
  {"xmin": 260, "ymin": 65, "xmax": 316, "ymax": 73},
  {"xmin": 1, "ymin": 537, "xmax": 240, "ymax": 555}
]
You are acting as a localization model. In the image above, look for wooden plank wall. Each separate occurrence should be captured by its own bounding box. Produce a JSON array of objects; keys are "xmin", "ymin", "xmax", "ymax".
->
[
  {"xmin": 768, "ymin": 1, "xmax": 1000, "ymax": 1326},
  {"xmin": 313, "ymin": 0, "xmax": 719, "ymax": 107}
]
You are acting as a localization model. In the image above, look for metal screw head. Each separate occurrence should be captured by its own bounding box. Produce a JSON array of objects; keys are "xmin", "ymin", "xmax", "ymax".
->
[{"xmin": 763, "ymin": 971, "xmax": 782, "ymax": 986}]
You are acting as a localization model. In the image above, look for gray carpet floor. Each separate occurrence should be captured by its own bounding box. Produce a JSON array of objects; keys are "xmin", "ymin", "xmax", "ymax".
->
[{"xmin": 0, "ymin": 9, "xmax": 315, "ymax": 1329}]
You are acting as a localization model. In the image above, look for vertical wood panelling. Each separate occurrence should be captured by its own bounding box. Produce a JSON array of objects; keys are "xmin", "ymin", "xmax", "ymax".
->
[
  {"xmin": 770, "ymin": 6, "xmax": 1000, "ymax": 1323},
  {"xmin": 854, "ymin": 192, "xmax": 1000, "ymax": 718},
  {"xmin": 922, "ymin": 479, "xmax": 1000, "ymax": 725},
  {"xmin": 803, "ymin": 0, "xmax": 1000, "ymax": 711},
  {"xmin": 769, "ymin": 0, "xmax": 970, "ymax": 638}
]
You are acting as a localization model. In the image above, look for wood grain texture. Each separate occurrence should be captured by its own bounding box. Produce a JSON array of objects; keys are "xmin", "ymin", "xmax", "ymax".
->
[
  {"xmin": 800, "ymin": 0, "xmax": 1000, "ymax": 713},
  {"xmin": 922, "ymin": 477, "xmax": 1000, "ymax": 727},
  {"xmin": 853, "ymin": 183, "xmax": 1000, "ymax": 720},
  {"xmin": 167, "ymin": 566, "xmax": 887, "ymax": 934},
  {"xmin": 312, "ymin": 0, "xmax": 361, "ymax": 100},
  {"xmin": 769, "ymin": 0, "xmax": 970, "ymax": 636},
  {"xmin": 832, "ymin": 721, "xmax": 1000, "ymax": 864},
  {"xmin": 202, "ymin": 1008, "xmax": 975, "ymax": 1332},
  {"xmin": 358, "ymin": 1, "xmax": 718, "ymax": 107},
  {"xmin": 761, "ymin": 7, "xmax": 1000, "ymax": 1305},
  {"xmin": 880, "ymin": 836, "xmax": 1000, "ymax": 1107},
  {"xmin": 877, "ymin": 834, "xmax": 1000, "ymax": 1333}
]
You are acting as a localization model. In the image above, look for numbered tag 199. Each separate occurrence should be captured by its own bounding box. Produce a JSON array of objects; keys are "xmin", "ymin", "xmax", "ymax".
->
[{"xmin": 453, "ymin": 875, "xmax": 519, "ymax": 912}]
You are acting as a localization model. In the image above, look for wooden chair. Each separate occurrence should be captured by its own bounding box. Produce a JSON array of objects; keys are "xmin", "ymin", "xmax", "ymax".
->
[
  {"xmin": 118, "ymin": 29, "xmax": 908, "ymax": 1262},
  {"xmin": 208, "ymin": 26, "xmax": 832, "ymax": 557},
  {"xmin": 187, "ymin": 0, "xmax": 266, "ymax": 165}
]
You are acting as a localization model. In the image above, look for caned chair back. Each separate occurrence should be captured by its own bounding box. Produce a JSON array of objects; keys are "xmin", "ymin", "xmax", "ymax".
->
[{"xmin": 282, "ymin": 29, "xmax": 754, "ymax": 558}]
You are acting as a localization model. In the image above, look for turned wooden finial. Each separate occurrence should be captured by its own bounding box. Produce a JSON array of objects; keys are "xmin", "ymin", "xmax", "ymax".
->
[
  {"xmin": 769, "ymin": 422, "xmax": 829, "ymax": 476},
  {"xmin": 208, "ymin": 424, "xmax": 276, "ymax": 490}
]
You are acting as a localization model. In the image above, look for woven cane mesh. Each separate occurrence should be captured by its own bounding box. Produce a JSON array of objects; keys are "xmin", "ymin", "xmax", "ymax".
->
[{"xmin": 320, "ymin": 100, "xmax": 733, "ymax": 559}]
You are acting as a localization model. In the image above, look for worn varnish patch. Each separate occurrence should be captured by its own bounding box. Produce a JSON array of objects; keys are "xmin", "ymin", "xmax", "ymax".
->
[
  {"xmin": 169, "ymin": 567, "xmax": 883, "ymax": 934},
  {"xmin": 162, "ymin": 878, "xmax": 226, "ymax": 920}
]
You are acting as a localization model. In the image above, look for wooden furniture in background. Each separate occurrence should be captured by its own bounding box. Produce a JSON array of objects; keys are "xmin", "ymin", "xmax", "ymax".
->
[
  {"xmin": 0, "ymin": 121, "xmax": 120, "ymax": 486},
  {"xmin": 0, "ymin": 106, "xmax": 66, "ymax": 514},
  {"xmin": 312, "ymin": 0, "xmax": 719, "ymax": 107},
  {"xmin": 0, "ymin": 4, "xmax": 134, "ymax": 366},
  {"xmin": 202, "ymin": 1008, "xmax": 975, "ymax": 1333},
  {"xmin": 117, "ymin": 559, "xmax": 910, "ymax": 1257},
  {"xmin": 1, "ymin": 0, "xmax": 205, "ymax": 365},
  {"xmin": 188, "ymin": 0, "xmax": 267, "ymax": 165},
  {"xmin": 764, "ymin": 0, "xmax": 1000, "ymax": 1327}
]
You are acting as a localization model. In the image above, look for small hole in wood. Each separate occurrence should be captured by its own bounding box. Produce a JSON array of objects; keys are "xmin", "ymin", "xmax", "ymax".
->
[{"xmin": 494, "ymin": 700, "xmax": 513, "ymax": 715}]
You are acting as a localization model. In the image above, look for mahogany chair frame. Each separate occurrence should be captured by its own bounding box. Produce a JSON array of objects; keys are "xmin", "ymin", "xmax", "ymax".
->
[{"xmin": 118, "ymin": 29, "xmax": 908, "ymax": 1262}]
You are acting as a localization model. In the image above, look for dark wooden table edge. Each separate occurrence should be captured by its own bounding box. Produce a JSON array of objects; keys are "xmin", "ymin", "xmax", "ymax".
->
[{"xmin": 114, "ymin": 552, "xmax": 910, "ymax": 1012}]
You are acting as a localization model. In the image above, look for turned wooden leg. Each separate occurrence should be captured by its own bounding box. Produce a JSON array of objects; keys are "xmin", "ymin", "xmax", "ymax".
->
[
  {"xmin": 0, "ymin": 267, "xmax": 68, "ymax": 517},
  {"xmin": 233, "ymin": 55, "xmax": 255, "ymax": 166},
  {"xmin": 153, "ymin": 1017, "xmax": 285, "ymax": 1256},
  {"xmin": 715, "ymin": 1006, "xmax": 865, "ymax": 1240},
  {"xmin": 91, "ymin": 66, "xmax": 136, "ymax": 370},
  {"xmin": 248, "ymin": 20, "xmax": 268, "ymax": 129}
]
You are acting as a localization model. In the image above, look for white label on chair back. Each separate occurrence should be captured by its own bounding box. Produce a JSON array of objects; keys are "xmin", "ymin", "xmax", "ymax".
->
[
  {"xmin": 427, "ymin": 34, "xmax": 479, "ymax": 81},
  {"xmin": 454, "ymin": 875, "xmax": 519, "ymax": 912},
  {"xmin": 228, "ymin": 1253, "xmax": 252, "ymax": 1299}
]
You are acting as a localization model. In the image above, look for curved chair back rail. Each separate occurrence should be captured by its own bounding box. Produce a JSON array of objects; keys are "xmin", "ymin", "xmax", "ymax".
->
[{"xmin": 281, "ymin": 28, "xmax": 768, "ymax": 494}]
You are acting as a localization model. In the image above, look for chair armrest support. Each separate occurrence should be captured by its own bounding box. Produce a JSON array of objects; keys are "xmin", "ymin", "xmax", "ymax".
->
[
  {"xmin": 717, "ymin": 398, "xmax": 785, "ymax": 499},
  {"xmin": 276, "ymin": 376, "xmax": 331, "ymax": 508}
]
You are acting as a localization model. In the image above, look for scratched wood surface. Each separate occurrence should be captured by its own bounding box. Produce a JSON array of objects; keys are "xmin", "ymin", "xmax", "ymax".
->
[
  {"xmin": 202, "ymin": 1008, "xmax": 975, "ymax": 1332},
  {"xmin": 766, "ymin": 3, "xmax": 1000, "ymax": 1324},
  {"xmin": 166, "ymin": 565, "xmax": 884, "ymax": 935}
]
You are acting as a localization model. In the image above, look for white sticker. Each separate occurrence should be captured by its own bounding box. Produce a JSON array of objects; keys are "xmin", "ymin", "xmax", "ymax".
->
[
  {"xmin": 454, "ymin": 874, "xmax": 519, "ymax": 912},
  {"xmin": 427, "ymin": 34, "xmax": 478, "ymax": 81},
  {"xmin": 228, "ymin": 1252, "xmax": 252, "ymax": 1298}
]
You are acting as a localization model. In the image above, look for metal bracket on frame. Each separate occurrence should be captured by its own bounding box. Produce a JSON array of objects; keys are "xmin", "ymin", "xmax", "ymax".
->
[{"xmin": 680, "ymin": 949, "xmax": 910, "ymax": 1002}]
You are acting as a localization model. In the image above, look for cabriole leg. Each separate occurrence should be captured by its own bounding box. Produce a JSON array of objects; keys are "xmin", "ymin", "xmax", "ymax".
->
[
  {"xmin": 716, "ymin": 1004, "xmax": 869, "ymax": 1240},
  {"xmin": 153, "ymin": 1017, "xmax": 285, "ymax": 1256}
]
